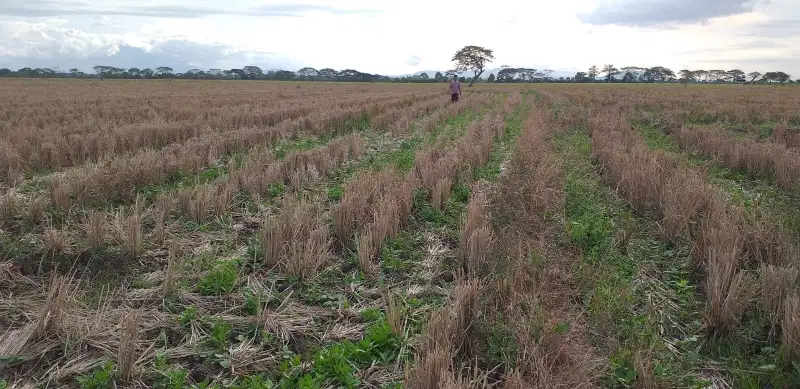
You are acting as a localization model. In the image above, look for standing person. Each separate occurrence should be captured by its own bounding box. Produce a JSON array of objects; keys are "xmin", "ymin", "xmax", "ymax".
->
[{"xmin": 449, "ymin": 75, "xmax": 461, "ymax": 103}]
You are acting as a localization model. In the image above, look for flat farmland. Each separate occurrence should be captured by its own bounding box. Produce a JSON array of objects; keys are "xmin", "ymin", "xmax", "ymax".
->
[{"xmin": 1, "ymin": 80, "xmax": 799, "ymax": 388}]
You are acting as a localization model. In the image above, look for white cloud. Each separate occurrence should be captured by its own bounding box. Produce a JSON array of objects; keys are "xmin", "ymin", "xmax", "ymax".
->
[
  {"xmin": 406, "ymin": 55, "xmax": 421, "ymax": 67},
  {"xmin": 0, "ymin": 0, "xmax": 798, "ymax": 76},
  {"xmin": 0, "ymin": 20, "xmax": 121, "ymax": 58}
]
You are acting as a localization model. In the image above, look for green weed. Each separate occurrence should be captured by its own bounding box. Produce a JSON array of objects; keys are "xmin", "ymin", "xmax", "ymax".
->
[
  {"xmin": 153, "ymin": 368, "xmax": 188, "ymax": 389},
  {"xmin": 209, "ymin": 317, "xmax": 232, "ymax": 351},
  {"xmin": 379, "ymin": 232, "xmax": 424, "ymax": 273},
  {"xmin": 277, "ymin": 319, "xmax": 402, "ymax": 389},
  {"xmin": 198, "ymin": 260, "xmax": 238, "ymax": 296},
  {"xmin": 76, "ymin": 361, "xmax": 114, "ymax": 389},
  {"xmin": 242, "ymin": 287, "xmax": 262, "ymax": 316},
  {"xmin": 178, "ymin": 305, "xmax": 198, "ymax": 326},
  {"xmin": 326, "ymin": 184, "xmax": 343, "ymax": 202},
  {"xmin": 487, "ymin": 315, "xmax": 517, "ymax": 371}
]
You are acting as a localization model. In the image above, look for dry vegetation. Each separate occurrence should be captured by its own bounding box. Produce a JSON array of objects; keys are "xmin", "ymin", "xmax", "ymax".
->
[{"xmin": 2, "ymin": 79, "xmax": 799, "ymax": 388}]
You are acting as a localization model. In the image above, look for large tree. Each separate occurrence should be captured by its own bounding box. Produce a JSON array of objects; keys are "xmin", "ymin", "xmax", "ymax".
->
[{"xmin": 451, "ymin": 45, "xmax": 495, "ymax": 87}]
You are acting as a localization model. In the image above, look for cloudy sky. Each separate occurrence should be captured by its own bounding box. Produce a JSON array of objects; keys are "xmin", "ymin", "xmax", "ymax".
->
[{"xmin": 0, "ymin": 0, "xmax": 798, "ymax": 76}]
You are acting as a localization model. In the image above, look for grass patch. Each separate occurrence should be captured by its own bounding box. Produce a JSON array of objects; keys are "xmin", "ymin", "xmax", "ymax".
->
[
  {"xmin": 472, "ymin": 93, "xmax": 531, "ymax": 182},
  {"xmin": 277, "ymin": 318, "xmax": 403, "ymax": 389},
  {"xmin": 198, "ymin": 260, "xmax": 238, "ymax": 296},
  {"xmin": 553, "ymin": 125, "xmax": 705, "ymax": 388}
]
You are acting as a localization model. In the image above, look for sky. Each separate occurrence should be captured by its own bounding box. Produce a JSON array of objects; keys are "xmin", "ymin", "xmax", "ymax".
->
[{"xmin": 0, "ymin": 0, "xmax": 798, "ymax": 76}]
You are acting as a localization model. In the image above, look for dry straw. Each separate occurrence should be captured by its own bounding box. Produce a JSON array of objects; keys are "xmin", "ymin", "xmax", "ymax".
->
[{"xmin": 117, "ymin": 310, "xmax": 139, "ymax": 381}]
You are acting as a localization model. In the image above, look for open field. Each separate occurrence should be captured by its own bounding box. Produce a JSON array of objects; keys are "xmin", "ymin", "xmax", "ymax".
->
[{"xmin": 1, "ymin": 80, "xmax": 799, "ymax": 388}]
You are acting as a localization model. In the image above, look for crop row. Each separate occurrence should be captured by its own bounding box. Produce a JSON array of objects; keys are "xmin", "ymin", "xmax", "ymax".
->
[{"xmin": 589, "ymin": 109, "xmax": 799, "ymax": 362}]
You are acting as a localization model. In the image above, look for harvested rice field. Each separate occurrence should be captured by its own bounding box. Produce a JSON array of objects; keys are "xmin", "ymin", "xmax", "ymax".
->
[{"xmin": 1, "ymin": 80, "xmax": 799, "ymax": 389}]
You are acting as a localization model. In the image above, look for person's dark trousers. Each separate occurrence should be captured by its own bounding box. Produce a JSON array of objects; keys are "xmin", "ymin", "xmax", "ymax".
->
[{"xmin": 451, "ymin": 93, "xmax": 459, "ymax": 103}]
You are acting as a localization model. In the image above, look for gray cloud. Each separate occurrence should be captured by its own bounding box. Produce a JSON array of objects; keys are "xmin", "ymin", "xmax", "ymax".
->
[
  {"xmin": 678, "ymin": 39, "xmax": 787, "ymax": 56},
  {"xmin": 742, "ymin": 18, "xmax": 800, "ymax": 38},
  {"xmin": 579, "ymin": 0, "xmax": 762, "ymax": 26},
  {"xmin": 0, "ymin": 41, "xmax": 296, "ymax": 72},
  {"xmin": 0, "ymin": 0, "xmax": 381, "ymax": 19},
  {"xmin": 0, "ymin": 21, "xmax": 296, "ymax": 72}
]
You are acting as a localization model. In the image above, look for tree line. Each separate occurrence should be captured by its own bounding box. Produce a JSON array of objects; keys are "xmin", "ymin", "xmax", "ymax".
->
[
  {"xmin": 571, "ymin": 65, "xmax": 795, "ymax": 84},
  {"xmin": 0, "ymin": 66, "xmax": 400, "ymax": 82},
  {"xmin": 0, "ymin": 63, "xmax": 795, "ymax": 85}
]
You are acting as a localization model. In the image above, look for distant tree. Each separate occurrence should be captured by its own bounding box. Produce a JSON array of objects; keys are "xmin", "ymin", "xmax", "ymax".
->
[
  {"xmin": 727, "ymin": 69, "xmax": 745, "ymax": 83},
  {"xmin": 745, "ymin": 71, "xmax": 762, "ymax": 84},
  {"xmin": 185, "ymin": 69, "xmax": 205, "ymax": 79},
  {"xmin": 762, "ymin": 71, "xmax": 791, "ymax": 84},
  {"xmin": 128, "ymin": 68, "xmax": 141, "ymax": 78},
  {"xmin": 497, "ymin": 68, "xmax": 518, "ymax": 82},
  {"xmin": 451, "ymin": 45, "xmax": 495, "ymax": 87},
  {"xmin": 679, "ymin": 69, "xmax": 695, "ymax": 84},
  {"xmin": 296, "ymin": 67, "xmax": 319, "ymax": 80},
  {"xmin": 487, "ymin": 73, "xmax": 496, "ymax": 82},
  {"xmin": 318, "ymin": 68, "xmax": 337, "ymax": 81},
  {"xmin": 155, "ymin": 66, "xmax": 174, "ymax": 77},
  {"xmin": 418, "ymin": 72, "xmax": 429, "ymax": 80},
  {"xmin": 0, "ymin": 68, "xmax": 11, "ymax": 77},
  {"xmin": 208, "ymin": 69, "xmax": 223, "ymax": 78},
  {"xmin": 620, "ymin": 66, "xmax": 645, "ymax": 82},
  {"xmin": 708, "ymin": 69, "xmax": 729, "ymax": 83},
  {"xmin": 273, "ymin": 70, "xmax": 296, "ymax": 81},
  {"xmin": 622, "ymin": 72, "xmax": 637, "ymax": 83},
  {"xmin": 434, "ymin": 72, "xmax": 444, "ymax": 82},
  {"xmin": 17, "ymin": 67, "xmax": 35, "ymax": 77},
  {"xmin": 93, "ymin": 65, "xmax": 125, "ymax": 78},
  {"xmin": 642, "ymin": 66, "xmax": 675, "ymax": 82},
  {"xmin": 602, "ymin": 64, "xmax": 619, "ymax": 82},
  {"xmin": 36, "ymin": 68, "xmax": 57, "ymax": 77},
  {"xmin": 226, "ymin": 69, "xmax": 244, "ymax": 79},
  {"xmin": 574, "ymin": 71, "xmax": 588, "ymax": 83},
  {"xmin": 140, "ymin": 68, "xmax": 154, "ymax": 78},
  {"xmin": 690, "ymin": 70, "xmax": 707, "ymax": 83},
  {"xmin": 69, "ymin": 68, "xmax": 81, "ymax": 77},
  {"xmin": 242, "ymin": 66, "xmax": 264, "ymax": 80},
  {"xmin": 587, "ymin": 65, "xmax": 598, "ymax": 82}
]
